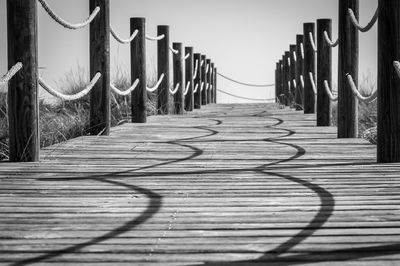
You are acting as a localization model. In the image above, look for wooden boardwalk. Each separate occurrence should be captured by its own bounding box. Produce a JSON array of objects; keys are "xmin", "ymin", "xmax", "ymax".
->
[{"xmin": 1, "ymin": 103, "xmax": 400, "ymax": 265}]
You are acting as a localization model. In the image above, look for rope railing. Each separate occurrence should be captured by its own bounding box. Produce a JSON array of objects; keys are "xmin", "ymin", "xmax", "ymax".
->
[
  {"xmin": 323, "ymin": 31, "xmax": 339, "ymax": 47},
  {"xmin": 323, "ymin": 80, "xmax": 338, "ymax": 102},
  {"xmin": 292, "ymin": 51, "xmax": 297, "ymax": 62},
  {"xmin": 218, "ymin": 88, "xmax": 274, "ymax": 102},
  {"xmin": 183, "ymin": 81, "xmax": 191, "ymax": 96},
  {"xmin": 169, "ymin": 83, "xmax": 180, "ymax": 95},
  {"xmin": 182, "ymin": 53, "xmax": 190, "ymax": 61},
  {"xmin": 39, "ymin": 72, "xmax": 101, "ymax": 101},
  {"xmin": 0, "ymin": 62, "xmax": 22, "ymax": 83},
  {"xmin": 394, "ymin": 61, "xmax": 400, "ymax": 79},
  {"xmin": 146, "ymin": 34, "xmax": 165, "ymax": 41},
  {"xmin": 169, "ymin": 45, "xmax": 179, "ymax": 54},
  {"xmin": 146, "ymin": 73, "xmax": 165, "ymax": 93},
  {"xmin": 309, "ymin": 72, "xmax": 317, "ymax": 95},
  {"xmin": 308, "ymin": 32, "xmax": 318, "ymax": 52},
  {"xmin": 300, "ymin": 43, "xmax": 305, "ymax": 59},
  {"xmin": 300, "ymin": 75, "xmax": 305, "ymax": 89},
  {"xmin": 217, "ymin": 73, "xmax": 275, "ymax": 87},
  {"xmin": 110, "ymin": 28, "xmax": 138, "ymax": 44},
  {"xmin": 348, "ymin": 7, "xmax": 379, "ymax": 33},
  {"xmin": 38, "ymin": 0, "xmax": 100, "ymax": 30},
  {"xmin": 206, "ymin": 64, "xmax": 210, "ymax": 74},
  {"xmin": 193, "ymin": 83, "xmax": 199, "ymax": 93},
  {"xmin": 193, "ymin": 60, "xmax": 199, "ymax": 79},
  {"xmin": 200, "ymin": 82, "xmax": 205, "ymax": 92},
  {"xmin": 346, "ymin": 73, "xmax": 377, "ymax": 103},
  {"xmin": 110, "ymin": 79, "xmax": 139, "ymax": 96},
  {"xmin": 292, "ymin": 79, "xmax": 297, "ymax": 88},
  {"xmin": 200, "ymin": 60, "xmax": 204, "ymax": 67}
]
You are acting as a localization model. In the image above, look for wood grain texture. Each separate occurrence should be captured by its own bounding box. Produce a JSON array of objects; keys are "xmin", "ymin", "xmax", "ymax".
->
[
  {"xmin": 89, "ymin": 0, "xmax": 110, "ymax": 135},
  {"xmin": 377, "ymin": 0, "xmax": 400, "ymax": 162},
  {"xmin": 338, "ymin": 0, "xmax": 359, "ymax": 138},
  {"xmin": 157, "ymin": 25, "xmax": 170, "ymax": 115},
  {"xmin": 131, "ymin": 17, "xmax": 147, "ymax": 123},
  {"xmin": 1, "ymin": 103, "xmax": 399, "ymax": 265},
  {"xmin": 7, "ymin": 0, "xmax": 39, "ymax": 162},
  {"xmin": 317, "ymin": 19, "xmax": 332, "ymax": 126}
]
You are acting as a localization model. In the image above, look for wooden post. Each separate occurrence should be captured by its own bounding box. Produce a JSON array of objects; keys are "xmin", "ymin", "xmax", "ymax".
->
[
  {"xmin": 184, "ymin": 47, "xmax": 194, "ymax": 111},
  {"xmin": 283, "ymin": 51, "xmax": 290, "ymax": 106},
  {"xmin": 201, "ymin": 55, "xmax": 207, "ymax": 105},
  {"xmin": 338, "ymin": 0, "xmax": 359, "ymax": 138},
  {"xmin": 90, "ymin": 0, "xmax": 110, "ymax": 135},
  {"xmin": 295, "ymin": 35, "xmax": 304, "ymax": 109},
  {"xmin": 207, "ymin": 59, "xmax": 212, "ymax": 104},
  {"xmin": 214, "ymin": 67, "xmax": 218, "ymax": 103},
  {"xmin": 317, "ymin": 19, "xmax": 333, "ymax": 126},
  {"xmin": 275, "ymin": 63, "xmax": 279, "ymax": 103},
  {"xmin": 210, "ymin": 63, "xmax": 215, "ymax": 104},
  {"xmin": 193, "ymin": 53, "xmax": 202, "ymax": 109},
  {"xmin": 377, "ymin": 0, "xmax": 400, "ymax": 162},
  {"xmin": 131, "ymin": 18, "xmax": 146, "ymax": 123},
  {"xmin": 303, "ymin": 23, "xmax": 316, "ymax": 114},
  {"xmin": 289, "ymin": 44, "xmax": 297, "ymax": 107},
  {"xmin": 173, "ymin": 43, "xmax": 184, "ymax": 114},
  {"xmin": 157, "ymin": 25, "xmax": 170, "ymax": 114},
  {"xmin": 7, "ymin": 0, "xmax": 39, "ymax": 162},
  {"xmin": 279, "ymin": 57, "xmax": 284, "ymax": 104}
]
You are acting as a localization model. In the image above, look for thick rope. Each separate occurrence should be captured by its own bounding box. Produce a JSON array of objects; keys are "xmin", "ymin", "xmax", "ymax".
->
[
  {"xmin": 169, "ymin": 83, "xmax": 180, "ymax": 95},
  {"xmin": 206, "ymin": 64, "xmax": 210, "ymax": 74},
  {"xmin": 292, "ymin": 51, "xmax": 297, "ymax": 62},
  {"xmin": 38, "ymin": 0, "xmax": 100, "ymax": 30},
  {"xmin": 394, "ymin": 61, "xmax": 400, "ymax": 78},
  {"xmin": 200, "ymin": 60, "xmax": 204, "ymax": 67},
  {"xmin": 323, "ymin": 80, "xmax": 338, "ymax": 102},
  {"xmin": 323, "ymin": 31, "xmax": 339, "ymax": 47},
  {"xmin": 348, "ymin": 7, "xmax": 379, "ymax": 33},
  {"xmin": 110, "ymin": 79, "xmax": 139, "ymax": 96},
  {"xmin": 146, "ymin": 34, "xmax": 165, "ymax": 41},
  {"xmin": 300, "ymin": 43, "xmax": 305, "ymax": 60},
  {"xmin": 292, "ymin": 79, "xmax": 297, "ymax": 88},
  {"xmin": 346, "ymin": 73, "xmax": 377, "ymax": 103},
  {"xmin": 39, "ymin": 72, "xmax": 101, "ymax": 101},
  {"xmin": 0, "ymin": 62, "xmax": 22, "ymax": 83},
  {"xmin": 169, "ymin": 45, "xmax": 179, "ymax": 54},
  {"xmin": 217, "ymin": 88, "xmax": 274, "ymax": 102},
  {"xmin": 110, "ymin": 28, "xmax": 138, "ymax": 44},
  {"xmin": 300, "ymin": 75, "xmax": 305, "ymax": 89},
  {"xmin": 217, "ymin": 73, "xmax": 275, "ymax": 87},
  {"xmin": 287, "ymin": 57, "xmax": 291, "ymax": 67},
  {"xmin": 146, "ymin": 74, "xmax": 165, "ymax": 92},
  {"xmin": 309, "ymin": 32, "xmax": 317, "ymax": 52},
  {"xmin": 193, "ymin": 83, "xmax": 199, "ymax": 93},
  {"xmin": 182, "ymin": 53, "xmax": 190, "ymax": 61},
  {"xmin": 193, "ymin": 60, "xmax": 199, "ymax": 79},
  {"xmin": 200, "ymin": 82, "xmax": 205, "ymax": 92},
  {"xmin": 309, "ymin": 72, "xmax": 317, "ymax": 95},
  {"xmin": 183, "ymin": 81, "xmax": 191, "ymax": 96}
]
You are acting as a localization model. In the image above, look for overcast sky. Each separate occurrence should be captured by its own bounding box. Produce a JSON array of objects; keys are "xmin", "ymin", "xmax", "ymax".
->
[{"xmin": 0, "ymin": 0, "xmax": 378, "ymax": 103}]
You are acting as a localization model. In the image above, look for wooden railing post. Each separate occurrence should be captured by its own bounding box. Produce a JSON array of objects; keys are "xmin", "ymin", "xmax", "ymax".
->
[
  {"xmin": 184, "ymin": 47, "xmax": 194, "ymax": 111},
  {"xmin": 214, "ymin": 67, "xmax": 218, "ymax": 103},
  {"xmin": 201, "ymin": 55, "xmax": 207, "ymax": 105},
  {"xmin": 275, "ymin": 62, "xmax": 279, "ymax": 103},
  {"xmin": 295, "ymin": 35, "xmax": 304, "ymax": 109},
  {"xmin": 283, "ymin": 51, "xmax": 290, "ymax": 106},
  {"xmin": 279, "ymin": 57, "xmax": 284, "ymax": 104},
  {"xmin": 193, "ymin": 53, "xmax": 202, "ymax": 109},
  {"xmin": 377, "ymin": 0, "xmax": 400, "ymax": 162},
  {"xmin": 210, "ymin": 62, "xmax": 215, "ymax": 104},
  {"xmin": 131, "ymin": 17, "xmax": 146, "ymax": 123},
  {"xmin": 317, "ymin": 19, "xmax": 333, "ymax": 126},
  {"xmin": 173, "ymin": 43, "xmax": 184, "ymax": 114},
  {"xmin": 7, "ymin": 0, "xmax": 39, "ymax": 162},
  {"xmin": 90, "ymin": 0, "xmax": 110, "ymax": 135},
  {"xmin": 157, "ymin": 25, "xmax": 170, "ymax": 114},
  {"xmin": 206, "ymin": 59, "xmax": 212, "ymax": 104},
  {"xmin": 289, "ymin": 44, "xmax": 297, "ymax": 107},
  {"xmin": 338, "ymin": 0, "xmax": 359, "ymax": 138},
  {"xmin": 303, "ymin": 22, "xmax": 316, "ymax": 114}
]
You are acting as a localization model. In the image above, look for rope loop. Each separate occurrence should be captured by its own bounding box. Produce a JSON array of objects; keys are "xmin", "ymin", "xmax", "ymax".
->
[
  {"xmin": 169, "ymin": 45, "xmax": 179, "ymax": 54},
  {"xmin": 39, "ymin": 72, "xmax": 101, "ymax": 101},
  {"xmin": 146, "ymin": 74, "xmax": 165, "ymax": 92},
  {"xmin": 110, "ymin": 79, "xmax": 139, "ymax": 96},
  {"xmin": 323, "ymin": 80, "xmax": 338, "ymax": 102},
  {"xmin": 146, "ymin": 34, "xmax": 165, "ymax": 41},
  {"xmin": 348, "ymin": 7, "xmax": 378, "ymax": 33},
  {"xmin": 38, "ymin": 0, "xmax": 100, "ymax": 30},
  {"xmin": 193, "ymin": 83, "xmax": 199, "ymax": 93},
  {"xmin": 193, "ymin": 60, "xmax": 199, "ymax": 79},
  {"xmin": 183, "ymin": 81, "xmax": 191, "ymax": 96},
  {"xmin": 110, "ymin": 28, "xmax": 138, "ymax": 44},
  {"xmin": 309, "ymin": 72, "xmax": 317, "ymax": 95},
  {"xmin": 323, "ymin": 31, "xmax": 339, "ymax": 48},
  {"xmin": 308, "ymin": 32, "xmax": 317, "ymax": 53},
  {"xmin": 346, "ymin": 73, "xmax": 377, "ymax": 103},
  {"xmin": 169, "ymin": 83, "xmax": 180, "ymax": 95}
]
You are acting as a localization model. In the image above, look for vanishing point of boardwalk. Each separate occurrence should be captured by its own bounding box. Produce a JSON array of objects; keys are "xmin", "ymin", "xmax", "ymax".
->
[{"xmin": 0, "ymin": 104, "xmax": 399, "ymax": 265}]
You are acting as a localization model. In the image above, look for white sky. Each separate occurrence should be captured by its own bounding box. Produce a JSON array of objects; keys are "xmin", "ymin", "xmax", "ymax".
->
[{"xmin": 0, "ymin": 0, "xmax": 378, "ymax": 103}]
